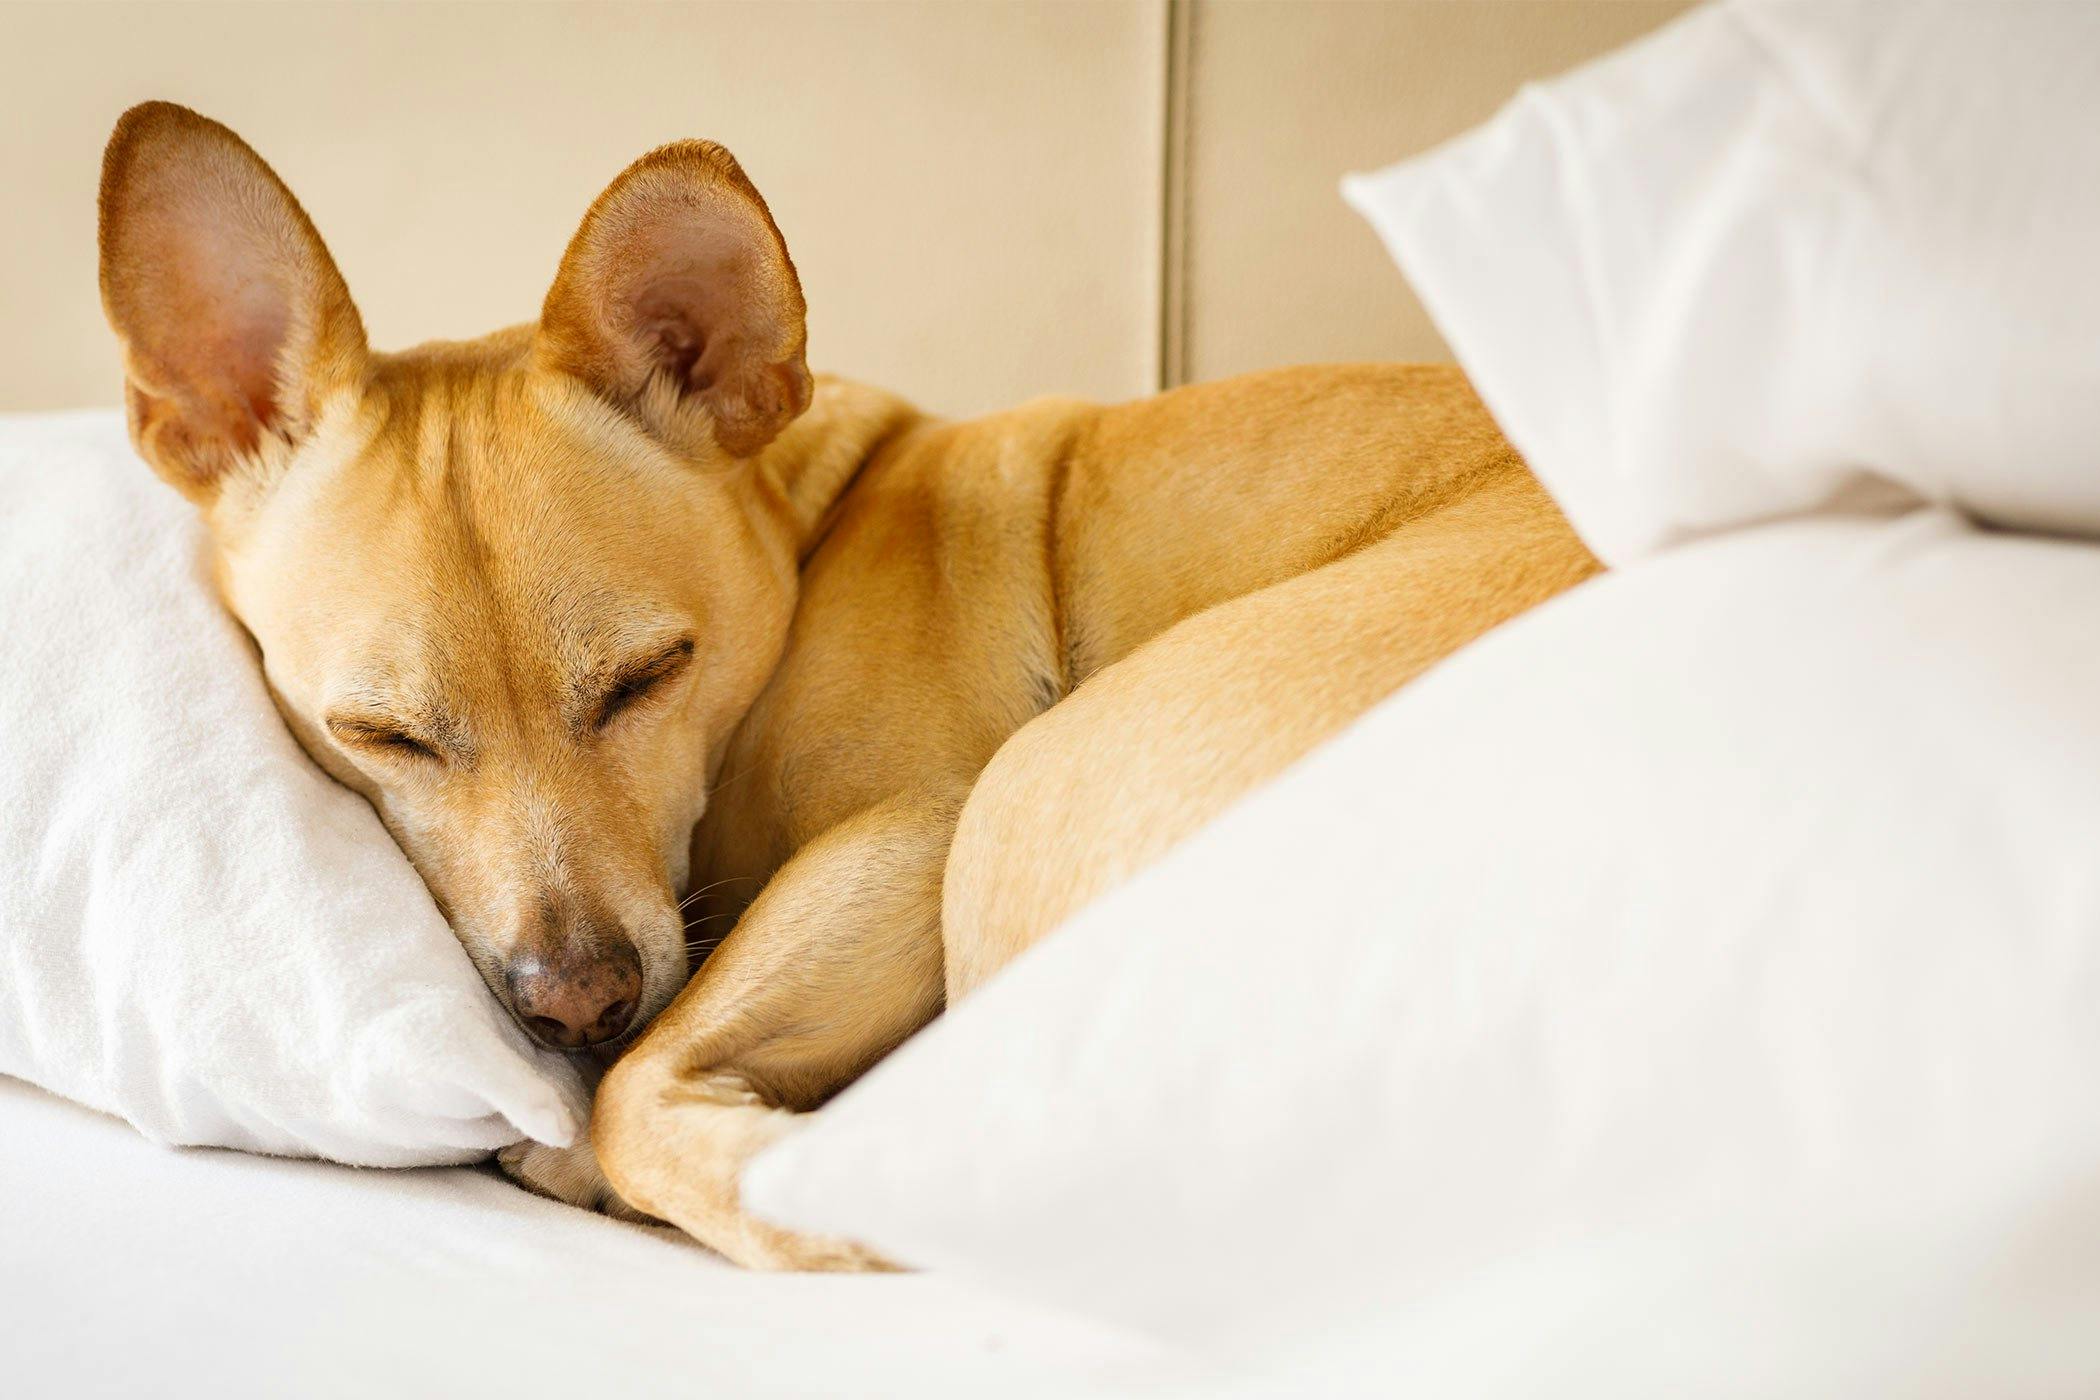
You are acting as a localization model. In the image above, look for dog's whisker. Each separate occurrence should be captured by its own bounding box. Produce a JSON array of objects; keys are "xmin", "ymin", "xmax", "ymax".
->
[
  {"xmin": 689, "ymin": 874, "xmax": 760, "ymax": 895},
  {"xmin": 705, "ymin": 762, "xmax": 761, "ymax": 798},
  {"xmin": 676, "ymin": 874, "xmax": 761, "ymax": 914}
]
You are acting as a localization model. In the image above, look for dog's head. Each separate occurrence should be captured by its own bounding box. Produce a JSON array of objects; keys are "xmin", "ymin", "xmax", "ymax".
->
[{"xmin": 97, "ymin": 103, "xmax": 815, "ymax": 1049}]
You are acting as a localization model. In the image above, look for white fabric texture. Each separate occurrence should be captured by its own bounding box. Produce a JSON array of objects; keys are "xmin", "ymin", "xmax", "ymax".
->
[
  {"xmin": 746, "ymin": 511, "xmax": 2100, "ymax": 1391},
  {"xmin": 1343, "ymin": 0, "xmax": 2100, "ymax": 566},
  {"xmin": 0, "ymin": 1074, "xmax": 1177, "ymax": 1400},
  {"xmin": 0, "ymin": 410, "xmax": 584, "ymax": 1166}
]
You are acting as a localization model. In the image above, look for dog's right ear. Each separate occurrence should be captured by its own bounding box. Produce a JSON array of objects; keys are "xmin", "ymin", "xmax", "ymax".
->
[{"xmin": 99, "ymin": 102, "xmax": 367, "ymax": 505}]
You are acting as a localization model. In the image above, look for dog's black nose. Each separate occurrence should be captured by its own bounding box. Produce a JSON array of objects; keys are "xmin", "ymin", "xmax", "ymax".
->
[{"xmin": 505, "ymin": 939, "xmax": 642, "ymax": 1049}]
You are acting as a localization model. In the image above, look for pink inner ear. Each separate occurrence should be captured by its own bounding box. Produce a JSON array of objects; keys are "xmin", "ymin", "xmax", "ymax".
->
[
  {"xmin": 607, "ymin": 210, "xmax": 805, "ymax": 451},
  {"xmin": 634, "ymin": 278, "xmax": 717, "ymax": 389},
  {"xmin": 541, "ymin": 141, "xmax": 810, "ymax": 456},
  {"xmin": 619, "ymin": 220, "xmax": 772, "ymax": 384},
  {"xmin": 149, "ymin": 218, "xmax": 299, "ymax": 448},
  {"xmin": 635, "ymin": 234, "xmax": 805, "ymax": 454},
  {"xmin": 218, "ymin": 285, "xmax": 294, "ymax": 439}
]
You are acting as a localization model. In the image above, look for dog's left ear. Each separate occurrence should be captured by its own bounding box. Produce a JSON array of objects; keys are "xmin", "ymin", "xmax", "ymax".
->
[{"xmin": 539, "ymin": 141, "xmax": 812, "ymax": 459}]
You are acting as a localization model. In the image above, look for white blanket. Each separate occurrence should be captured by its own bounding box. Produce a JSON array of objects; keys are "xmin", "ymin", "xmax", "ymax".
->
[{"xmin": 749, "ymin": 512, "xmax": 2100, "ymax": 1394}]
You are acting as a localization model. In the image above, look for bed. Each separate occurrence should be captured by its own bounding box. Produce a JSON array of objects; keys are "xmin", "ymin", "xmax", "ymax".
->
[
  {"xmin": 9, "ymin": 5, "xmax": 2100, "ymax": 1396},
  {"xmin": 0, "ymin": 1074, "xmax": 1187, "ymax": 1398}
]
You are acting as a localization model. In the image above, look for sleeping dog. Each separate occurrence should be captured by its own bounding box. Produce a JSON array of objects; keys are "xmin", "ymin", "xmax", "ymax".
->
[{"xmin": 97, "ymin": 102, "xmax": 1598, "ymax": 1268}]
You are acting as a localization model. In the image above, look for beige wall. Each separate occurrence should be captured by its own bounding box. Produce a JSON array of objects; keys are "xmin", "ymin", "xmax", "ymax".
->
[
  {"xmin": 0, "ymin": 0, "xmax": 1165, "ymax": 418},
  {"xmin": 1, "ymin": 0, "xmax": 1688, "ymax": 419},
  {"xmin": 1173, "ymin": 0, "xmax": 1690, "ymax": 382}
]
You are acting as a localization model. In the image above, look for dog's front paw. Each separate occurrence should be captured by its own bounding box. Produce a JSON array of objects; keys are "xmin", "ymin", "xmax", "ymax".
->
[
  {"xmin": 497, "ymin": 1136, "xmax": 655, "ymax": 1224},
  {"xmin": 724, "ymin": 1215, "xmax": 899, "ymax": 1273}
]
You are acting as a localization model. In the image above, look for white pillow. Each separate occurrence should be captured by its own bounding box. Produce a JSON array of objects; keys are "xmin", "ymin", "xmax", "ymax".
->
[
  {"xmin": 0, "ymin": 411, "xmax": 585, "ymax": 1166},
  {"xmin": 1344, "ymin": 0, "xmax": 2100, "ymax": 566},
  {"xmin": 745, "ymin": 509, "xmax": 2100, "ymax": 1384}
]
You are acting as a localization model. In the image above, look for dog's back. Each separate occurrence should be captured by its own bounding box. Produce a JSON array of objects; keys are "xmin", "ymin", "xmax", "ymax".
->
[{"xmin": 692, "ymin": 362, "xmax": 1595, "ymax": 956}]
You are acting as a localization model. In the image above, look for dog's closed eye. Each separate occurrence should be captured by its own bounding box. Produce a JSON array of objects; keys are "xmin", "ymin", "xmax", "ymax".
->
[
  {"xmin": 325, "ymin": 715, "xmax": 444, "ymax": 763},
  {"xmin": 588, "ymin": 637, "xmax": 696, "ymax": 733}
]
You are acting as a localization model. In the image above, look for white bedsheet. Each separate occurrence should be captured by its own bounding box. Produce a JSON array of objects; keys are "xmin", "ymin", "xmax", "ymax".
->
[{"xmin": 0, "ymin": 1075, "xmax": 1190, "ymax": 1398}]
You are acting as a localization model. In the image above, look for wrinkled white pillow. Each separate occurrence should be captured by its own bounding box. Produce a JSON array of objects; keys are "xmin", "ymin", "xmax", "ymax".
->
[
  {"xmin": 746, "ymin": 510, "xmax": 2100, "ymax": 1384},
  {"xmin": 1345, "ymin": 0, "xmax": 2100, "ymax": 565},
  {"xmin": 0, "ymin": 411, "xmax": 585, "ymax": 1166}
]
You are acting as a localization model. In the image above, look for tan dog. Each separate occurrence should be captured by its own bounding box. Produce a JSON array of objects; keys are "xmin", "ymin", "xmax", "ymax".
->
[{"xmin": 98, "ymin": 103, "xmax": 1598, "ymax": 1268}]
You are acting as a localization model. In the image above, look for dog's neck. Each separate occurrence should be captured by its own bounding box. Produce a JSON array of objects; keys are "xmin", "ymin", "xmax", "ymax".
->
[{"xmin": 750, "ymin": 376, "xmax": 923, "ymax": 561}]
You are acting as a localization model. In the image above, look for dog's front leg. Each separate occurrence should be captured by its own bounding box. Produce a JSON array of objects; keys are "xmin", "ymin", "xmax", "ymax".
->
[
  {"xmin": 498, "ymin": 1132, "xmax": 654, "ymax": 1222},
  {"xmin": 495, "ymin": 1051, "xmax": 657, "ymax": 1223},
  {"xmin": 593, "ymin": 795, "xmax": 958, "ymax": 1269}
]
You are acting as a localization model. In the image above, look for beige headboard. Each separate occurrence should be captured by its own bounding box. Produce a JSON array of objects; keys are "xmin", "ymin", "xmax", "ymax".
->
[{"xmin": 0, "ymin": 0, "xmax": 1685, "ymax": 420}]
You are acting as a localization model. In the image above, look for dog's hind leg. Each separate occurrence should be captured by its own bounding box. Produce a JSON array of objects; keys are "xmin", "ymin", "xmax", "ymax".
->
[
  {"xmin": 591, "ymin": 793, "xmax": 960, "ymax": 1270},
  {"xmin": 943, "ymin": 465, "xmax": 1598, "ymax": 1000}
]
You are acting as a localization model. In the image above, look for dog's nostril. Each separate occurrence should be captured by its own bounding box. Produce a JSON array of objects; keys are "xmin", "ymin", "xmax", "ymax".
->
[
  {"xmin": 524, "ymin": 1014, "xmax": 584, "ymax": 1049},
  {"xmin": 595, "ymin": 997, "xmax": 637, "ymax": 1039}
]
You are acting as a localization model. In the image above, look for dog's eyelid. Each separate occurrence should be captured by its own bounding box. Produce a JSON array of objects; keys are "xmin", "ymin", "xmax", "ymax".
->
[
  {"xmin": 324, "ymin": 713, "xmax": 447, "ymax": 762},
  {"xmin": 587, "ymin": 636, "xmax": 696, "ymax": 732}
]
